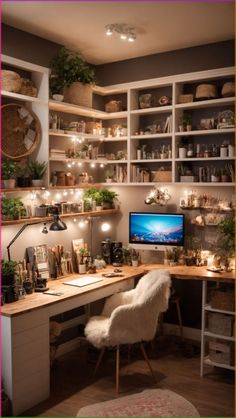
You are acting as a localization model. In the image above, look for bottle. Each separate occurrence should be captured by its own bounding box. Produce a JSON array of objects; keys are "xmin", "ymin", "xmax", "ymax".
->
[
  {"xmin": 137, "ymin": 148, "xmax": 141, "ymax": 160},
  {"xmin": 220, "ymin": 144, "xmax": 228, "ymax": 158}
]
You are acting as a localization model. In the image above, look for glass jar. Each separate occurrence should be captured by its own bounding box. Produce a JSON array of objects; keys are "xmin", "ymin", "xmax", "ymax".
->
[{"xmin": 187, "ymin": 144, "xmax": 194, "ymax": 157}]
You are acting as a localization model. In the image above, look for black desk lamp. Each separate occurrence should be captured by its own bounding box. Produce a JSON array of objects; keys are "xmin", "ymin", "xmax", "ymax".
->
[{"xmin": 7, "ymin": 215, "xmax": 67, "ymax": 261}]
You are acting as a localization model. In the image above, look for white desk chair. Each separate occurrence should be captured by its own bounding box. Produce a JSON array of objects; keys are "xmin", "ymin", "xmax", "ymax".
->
[{"xmin": 85, "ymin": 269, "xmax": 171, "ymax": 393}]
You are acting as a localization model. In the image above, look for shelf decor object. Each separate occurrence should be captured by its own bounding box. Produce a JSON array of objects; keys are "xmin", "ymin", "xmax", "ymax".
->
[
  {"xmin": 2, "ymin": 103, "xmax": 41, "ymax": 159},
  {"xmin": 145, "ymin": 187, "xmax": 171, "ymax": 206}
]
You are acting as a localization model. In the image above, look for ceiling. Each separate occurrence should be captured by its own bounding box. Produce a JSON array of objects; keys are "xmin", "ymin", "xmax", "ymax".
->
[{"xmin": 2, "ymin": 1, "xmax": 234, "ymax": 65}]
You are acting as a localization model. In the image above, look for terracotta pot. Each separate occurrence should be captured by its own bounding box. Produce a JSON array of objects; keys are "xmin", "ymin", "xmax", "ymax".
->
[{"xmin": 3, "ymin": 179, "xmax": 16, "ymax": 189}]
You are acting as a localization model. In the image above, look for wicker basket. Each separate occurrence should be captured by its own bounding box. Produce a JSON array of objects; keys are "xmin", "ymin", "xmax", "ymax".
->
[
  {"xmin": 195, "ymin": 84, "xmax": 217, "ymax": 100},
  {"xmin": 152, "ymin": 170, "xmax": 172, "ymax": 182},
  {"xmin": 20, "ymin": 78, "xmax": 38, "ymax": 97},
  {"xmin": 208, "ymin": 313, "xmax": 234, "ymax": 337},
  {"xmin": 63, "ymin": 82, "xmax": 92, "ymax": 107},
  {"xmin": 209, "ymin": 340, "xmax": 233, "ymax": 366},
  {"xmin": 210, "ymin": 290, "xmax": 234, "ymax": 311},
  {"xmin": 2, "ymin": 70, "xmax": 22, "ymax": 93},
  {"xmin": 2, "ymin": 103, "xmax": 41, "ymax": 159},
  {"xmin": 105, "ymin": 100, "xmax": 123, "ymax": 113},
  {"xmin": 178, "ymin": 94, "xmax": 194, "ymax": 104}
]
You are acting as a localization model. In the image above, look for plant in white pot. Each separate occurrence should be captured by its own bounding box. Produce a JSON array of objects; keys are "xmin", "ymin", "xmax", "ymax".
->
[
  {"xmin": 2, "ymin": 159, "xmax": 19, "ymax": 189},
  {"xmin": 50, "ymin": 47, "xmax": 96, "ymax": 107},
  {"xmin": 28, "ymin": 161, "xmax": 47, "ymax": 187}
]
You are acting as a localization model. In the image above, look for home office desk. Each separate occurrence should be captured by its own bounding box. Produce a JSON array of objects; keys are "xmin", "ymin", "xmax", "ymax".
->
[{"xmin": 1, "ymin": 265, "xmax": 234, "ymax": 415}]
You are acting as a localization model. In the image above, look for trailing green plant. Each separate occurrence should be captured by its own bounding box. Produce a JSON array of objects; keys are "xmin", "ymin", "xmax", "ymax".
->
[
  {"xmin": 2, "ymin": 160, "xmax": 19, "ymax": 180},
  {"xmin": 28, "ymin": 161, "xmax": 47, "ymax": 179},
  {"xmin": 2, "ymin": 197, "xmax": 26, "ymax": 219},
  {"xmin": 50, "ymin": 47, "xmax": 96, "ymax": 94}
]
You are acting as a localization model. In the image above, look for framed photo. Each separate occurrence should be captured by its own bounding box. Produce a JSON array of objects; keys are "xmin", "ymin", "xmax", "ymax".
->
[
  {"xmin": 26, "ymin": 244, "xmax": 50, "ymax": 279},
  {"xmin": 179, "ymin": 196, "xmax": 188, "ymax": 208}
]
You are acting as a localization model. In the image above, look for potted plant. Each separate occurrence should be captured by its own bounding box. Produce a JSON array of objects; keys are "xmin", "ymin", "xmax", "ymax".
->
[
  {"xmin": 2, "ymin": 196, "xmax": 26, "ymax": 221},
  {"xmin": 105, "ymin": 169, "xmax": 114, "ymax": 183},
  {"xmin": 2, "ymin": 159, "xmax": 19, "ymax": 189},
  {"xmin": 216, "ymin": 216, "xmax": 235, "ymax": 271},
  {"xmin": 83, "ymin": 188, "xmax": 103, "ymax": 210},
  {"xmin": 211, "ymin": 167, "xmax": 221, "ymax": 183},
  {"xmin": 1, "ymin": 259, "xmax": 18, "ymax": 286},
  {"xmin": 78, "ymin": 247, "xmax": 88, "ymax": 274},
  {"xmin": 50, "ymin": 47, "xmax": 96, "ymax": 107},
  {"xmin": 179, "ymin": 114, "xmax": 192, "ymax": 132},
  {"xmin": 28, "ymin": 161, "xmax": 47, "ymax": 187},
  {"xmin": 17, "ymin": 164, "xmax": 31, "ymax": 188},
  {"xmin": 130, "ymin": 248, "xmax": 139, "ymax": 267},
  {"xmin": 221, "ymin": 164, "xmax": 231, "ymax": 183},
  {"xmin": 99, "ymin": 188, "xmax": 118, "ymax": 209}
]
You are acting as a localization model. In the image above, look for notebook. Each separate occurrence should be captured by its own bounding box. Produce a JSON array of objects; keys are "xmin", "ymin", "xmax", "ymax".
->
[{"xmin": 64, "ymin": 276, "xmax": 103, "ymax": 287}]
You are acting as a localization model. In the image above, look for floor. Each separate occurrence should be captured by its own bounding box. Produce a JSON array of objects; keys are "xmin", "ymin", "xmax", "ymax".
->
[{"xmin": 22, "ymin": 337, "xmax": 234, "ymax": 417}]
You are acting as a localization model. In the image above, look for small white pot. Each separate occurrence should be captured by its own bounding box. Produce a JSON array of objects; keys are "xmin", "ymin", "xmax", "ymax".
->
[
  {"xmin": 131, "ymin": 259, "xmax": 138, "ymax": 267},
  {"xmin": 179, "ymin": 148, "xmax": 187, "ymax": 159},
  {"xmin": 52, "ymin": 94, "xmax": 64, "ymax": 102},
  {"xmin": 79, "ymin": 264, "xmax": 86, "ymax": 274},
  {"xmin": 32, "ymin": 179, "xmax": 44, "ymax": 187}
]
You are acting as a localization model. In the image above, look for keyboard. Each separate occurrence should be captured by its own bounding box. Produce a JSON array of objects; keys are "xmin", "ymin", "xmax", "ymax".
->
[{"xmin": 64, "ymin": 276, "xmax": 103, "ymax": 287}]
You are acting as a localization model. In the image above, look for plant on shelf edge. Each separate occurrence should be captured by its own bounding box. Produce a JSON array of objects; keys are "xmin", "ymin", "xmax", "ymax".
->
[
  {"xmin": 2, "ymin": 196, "xmax": 26, "ymax": 220},
  {"xmin": 50, "ymin": 47, "xmax": 96, "ymax": 95},
  {"xmin": 28, "ymin": 161, "xmax": 47, "ymax": 179}
]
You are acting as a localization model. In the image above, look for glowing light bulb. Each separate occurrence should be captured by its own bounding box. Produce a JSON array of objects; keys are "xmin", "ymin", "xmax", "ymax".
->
[{"xmin": 101, "ymin": 222, "xmax": 111, "ymax": 232}]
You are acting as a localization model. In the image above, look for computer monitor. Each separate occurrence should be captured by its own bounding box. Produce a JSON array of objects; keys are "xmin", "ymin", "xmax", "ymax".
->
[{"xmin": 129, "ymin": 212, "xmax": 184, "ymax": 251}]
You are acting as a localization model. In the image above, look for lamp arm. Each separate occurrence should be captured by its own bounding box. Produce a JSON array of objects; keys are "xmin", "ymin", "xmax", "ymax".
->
[{"xmin": 7, "ymin": 221, "xmax": 44, "ymax": 261}]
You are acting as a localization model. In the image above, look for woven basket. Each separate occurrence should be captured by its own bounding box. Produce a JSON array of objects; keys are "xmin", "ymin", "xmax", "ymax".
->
[
  {"xmin": 2, "ymin": 70, "xmax": 22, "ymax": 93},
  {"xmin": 20, "ymin": 78, "xmax": 38, "ymax": 97},
  {"xmin": 2, "ymin": 103, "xmax": 41, "ymax": 159},
  {"xmin": 105, "ymin": 100, "xmax": 122, "ymax": 113},
  {"xmin": 210, "ymin": 290, "xmax": 234, "ymax": 311},
  {"xmin": 195, "ymin": 84, "xmax": 217, "ymax": 100},
  {"xmin": 178, "ymin": 94, "xmax": 194, "ymax": 104},
  {"xmin": 152, "ymin": 170, "xmax": 172, "ymax": 182},
  {"xmin": 63, "ymin": 82, "xmax": 92, "ymax": 107}
]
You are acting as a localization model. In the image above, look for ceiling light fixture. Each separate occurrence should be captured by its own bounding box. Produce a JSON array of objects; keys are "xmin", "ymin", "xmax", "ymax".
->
[{"xmin": 105, "ymin": 24, "xmax": 136, "ymax": 42}]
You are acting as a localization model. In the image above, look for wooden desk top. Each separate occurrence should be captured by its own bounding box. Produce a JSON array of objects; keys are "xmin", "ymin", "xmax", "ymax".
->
[
  {"xmin": 1, "ymin": 266, "xmax": 143, "ymax": 318},
  {"xmin": 143, "ymin": 264, "xmax": 235, "ymax": 283},
  {"xmin": 1, "ymin": 264, "xmax": 234, "ymax": 318}
]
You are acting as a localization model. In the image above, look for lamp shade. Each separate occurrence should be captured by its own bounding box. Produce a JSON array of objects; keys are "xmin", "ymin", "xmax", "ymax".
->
[{"xmin": 49, "ymin": 215, "xmax": 67, "ymax": 231}]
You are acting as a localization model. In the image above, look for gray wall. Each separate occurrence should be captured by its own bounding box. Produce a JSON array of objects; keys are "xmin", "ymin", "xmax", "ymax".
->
[
  {"xmin": 2, "ymin": 23, "xmax": 62, "ymax": 67},
  {"xmin": 2, "ymin": 24, "xmax": 234, "ymax": 83},
  {"xmin": 95, "ymin": 40, "xmax": 234, "ymax": 85}
]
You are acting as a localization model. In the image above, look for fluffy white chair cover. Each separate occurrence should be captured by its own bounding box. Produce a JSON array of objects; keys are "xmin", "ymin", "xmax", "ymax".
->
[{"xmin": 85, "ymin": 269, "xmax": 171, "ymax": 348}]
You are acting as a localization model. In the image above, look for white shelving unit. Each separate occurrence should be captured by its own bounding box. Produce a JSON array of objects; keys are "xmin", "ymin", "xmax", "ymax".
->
[
  {"xmin": 2, "ymin": 55, "xmax": 235, "ymax": 189},
  {"xmin": 200, "ymin": 281, "xmax": 235, "ymax": 376},
  {"xmin": 1, "ymin": 54, "xmax": 50, "ymax": 182},
  {"xmin": 47, "ymin": 65, "xmax": 235, "ymax": 187}
]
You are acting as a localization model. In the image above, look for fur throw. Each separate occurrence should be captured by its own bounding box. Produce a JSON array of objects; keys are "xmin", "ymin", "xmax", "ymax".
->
[{"xmin": 85, "ymin": 269, "xmax": 171, "ymax": 348}]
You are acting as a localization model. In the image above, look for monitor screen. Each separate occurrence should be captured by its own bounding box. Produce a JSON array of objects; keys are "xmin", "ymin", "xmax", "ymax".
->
[{"xmin": 129, "ymin": 212, "xmax": 184, "ymax": 250}]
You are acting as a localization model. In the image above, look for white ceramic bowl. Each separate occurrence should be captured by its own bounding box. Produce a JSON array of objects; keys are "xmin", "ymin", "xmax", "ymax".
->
[{"xmin": 52, "ymin": 94, "xmax": 64, "ymax": 102}]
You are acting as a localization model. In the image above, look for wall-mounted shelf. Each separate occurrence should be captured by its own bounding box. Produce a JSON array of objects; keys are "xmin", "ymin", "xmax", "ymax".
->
[{"xmin": 2, "ymin": 208, "xmax": 119, "ymax": 226}]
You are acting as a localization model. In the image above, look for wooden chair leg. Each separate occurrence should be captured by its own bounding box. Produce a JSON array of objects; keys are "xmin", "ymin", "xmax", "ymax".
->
[
  {"xmin": 93, "ymin": 347, "xmax": 106, "ymax": 376},
  {"xmin": 140, "ymin": 342, "xmax": 156, "ymax": 382},
  {"xmin": 116, "ymin": 345, "xmax": 120, "ymax": 394},
  {"xmin": 175, "ymin": 299, "xmax": 184, "ymax": 341}
]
